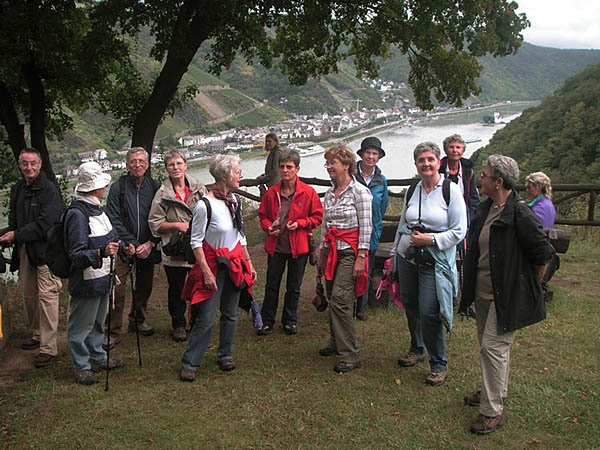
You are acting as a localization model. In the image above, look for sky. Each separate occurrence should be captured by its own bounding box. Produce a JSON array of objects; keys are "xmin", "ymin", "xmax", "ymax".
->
[{"xmin": 516, "ymin": 0, "xmax": 600, "ymax": 49}]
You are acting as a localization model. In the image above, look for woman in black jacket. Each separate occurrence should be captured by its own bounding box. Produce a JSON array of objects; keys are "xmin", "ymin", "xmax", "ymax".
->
[{"xmin": 459, "ymin": 155, "xmax": 553, "ymax": 435}]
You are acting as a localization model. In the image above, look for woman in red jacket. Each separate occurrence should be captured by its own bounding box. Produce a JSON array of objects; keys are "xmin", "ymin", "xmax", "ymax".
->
[{"xmin": 257, "ymin": 150, "xmax": 323, "ymax": 336}]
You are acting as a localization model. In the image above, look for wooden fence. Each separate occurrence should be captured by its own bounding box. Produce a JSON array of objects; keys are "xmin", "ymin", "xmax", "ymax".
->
[{"xmin": 235, "ymin": 178, "xmax": 600, "ymax": 227}]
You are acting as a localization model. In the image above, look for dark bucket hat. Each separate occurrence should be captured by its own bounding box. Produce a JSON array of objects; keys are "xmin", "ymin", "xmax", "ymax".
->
[{"xmin": 358, "ymin": 136, "xmax": 385, "ymax": 157}]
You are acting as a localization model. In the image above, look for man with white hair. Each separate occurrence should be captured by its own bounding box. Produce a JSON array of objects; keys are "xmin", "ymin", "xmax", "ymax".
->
[{"xmin": 103, "ymin": 147, "xmax": 161, "ymax": 349}]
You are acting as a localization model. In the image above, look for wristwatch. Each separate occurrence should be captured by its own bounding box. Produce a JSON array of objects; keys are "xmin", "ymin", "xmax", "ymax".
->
[{"xmin": 358, "ymin": 253, "xmax": 366, "ymax": 258}]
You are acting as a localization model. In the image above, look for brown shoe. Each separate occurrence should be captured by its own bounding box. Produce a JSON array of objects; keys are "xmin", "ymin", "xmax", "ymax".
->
[
  {"xmin": 128, "ymin": 322, "xmax": 155, "ymax": 336},
  {"xmin": 172, "ymin": 327, "xmax": 187, "ymax": 342},
  {"xmin": 356, "ymin": 312, "xmax": 368, "ymax": 321},
  {"xmin": 74, "ymin": 370, "xmax": 99, "ymax": 385},
  {"xmin": 470, "ymin": 413, "xmax": 505, "ymax": 434},
  {"xmin": 218, "ymin": 360, "xmax": 236, "ymax": 372},
  {"xmin": 397, "ymin": 351, "xmax": 428, "ymax": 367},
  {"xmin": 90, "ymin": 358, "xmax": 125, "ymax": 372},
  {"xmin": 425, "ymin": 369, "xmax": 448, "ymax": 386},
  {"xmin": 34, "ymin": 353, "xmax": 55, "ymax": 368},
  {"xmin": 333, "ymin": 360, "xmax": 362, "ymax": 373},
  {"xmin": 180, "ymin": 368, "xmax": 196, "ymax": 382},
  {"xmin": 21, "ymin": 337, "xmax": 40, "ymax": 350}
]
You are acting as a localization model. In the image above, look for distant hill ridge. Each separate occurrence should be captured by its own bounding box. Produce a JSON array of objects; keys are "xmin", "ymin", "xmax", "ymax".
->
[{"xmin": 60, "ymin": 39, "xmax": 600, "ymax": 154}]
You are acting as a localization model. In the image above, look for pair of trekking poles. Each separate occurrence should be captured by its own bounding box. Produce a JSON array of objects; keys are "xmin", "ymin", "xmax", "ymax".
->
[{"xmin": 105, "ymin": 254, "xmax": 143, "ymax": 391}]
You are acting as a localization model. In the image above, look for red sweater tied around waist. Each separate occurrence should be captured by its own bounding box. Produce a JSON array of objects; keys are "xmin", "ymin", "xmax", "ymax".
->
[
  {"xmin": 323, "ymin": 226, "xmax": 368, "ymax": 297},
  {"xmin": 181, "ymin": 241, "xmax": 254, "ymax": 306}
]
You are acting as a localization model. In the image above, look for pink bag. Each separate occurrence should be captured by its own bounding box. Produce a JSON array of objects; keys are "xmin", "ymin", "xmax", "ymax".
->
[{"xmin": 376, "ymin": 258, "xmax": 403, "ymax": 308}]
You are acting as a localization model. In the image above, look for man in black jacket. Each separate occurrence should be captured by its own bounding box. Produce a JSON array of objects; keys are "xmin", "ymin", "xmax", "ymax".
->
[
  {"xmin": 103, "ymin": 147, "xmax": 160, "ymax": 349},
  {"xmin": 0, "ymin": 148, "xmax": 63, "ymax": 367}
]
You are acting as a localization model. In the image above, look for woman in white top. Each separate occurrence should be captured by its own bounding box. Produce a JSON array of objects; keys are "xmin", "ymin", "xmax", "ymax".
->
[
  {"xmin": 179, "ymin": 154, "xmax": 256, "ymax": 381},
  {"xmin": 387, "ymin": 142, "xmax": 466, "ymax": 387}
]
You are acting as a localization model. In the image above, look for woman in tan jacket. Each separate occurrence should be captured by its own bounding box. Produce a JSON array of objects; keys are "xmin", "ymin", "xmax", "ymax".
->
[{"xmin": 148, "ymin": 150, "xmax": 205, "ymax": 341}]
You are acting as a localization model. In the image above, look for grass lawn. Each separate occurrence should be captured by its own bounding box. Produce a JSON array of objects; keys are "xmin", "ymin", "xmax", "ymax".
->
[{"xmin": 0, "ymin": 238, "xmax": 599, "ymax": 449}]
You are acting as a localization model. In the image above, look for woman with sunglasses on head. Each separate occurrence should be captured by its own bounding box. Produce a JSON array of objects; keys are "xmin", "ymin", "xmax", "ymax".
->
[{"xmin": 460, "ymin": 155, "xmax": 553, "ymax": 434}]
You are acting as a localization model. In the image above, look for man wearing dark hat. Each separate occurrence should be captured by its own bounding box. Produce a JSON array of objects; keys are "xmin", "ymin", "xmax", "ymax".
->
[{"xmin": 355, "ymin": 137, "xmax": 388, "ymax": 320}]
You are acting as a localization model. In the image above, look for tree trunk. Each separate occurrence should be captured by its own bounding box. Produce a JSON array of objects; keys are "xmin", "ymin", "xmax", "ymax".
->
[
  {"xmin": 0, "ymin": 82, "xmax": 27, "ymax": 161},
  {"xmin": 131, "ymin": 1, "xmax": 210, "ymax": 158},
  {"xmin": 23, "ymin": 61, "xmax": 58, "ymax": 186}
]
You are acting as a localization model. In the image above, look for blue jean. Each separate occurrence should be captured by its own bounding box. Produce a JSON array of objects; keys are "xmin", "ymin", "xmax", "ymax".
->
[
  {"xmin": 181, "ymin": 267, "xmax": 240, "ymax": 371},
  {"xmin": 357, "ymin": 250, "xmax": 376, "ymax": 313},
  {"xmin": 261, "ymin": 252, "xmax": 308, "ymax": 327},
  {"xmin": 67, "ymin": 294, "xmax": 109, "ymax": 371},
  {"xmin": 396, "ymin": 254, "xmax": 448, "ymax": 372}
]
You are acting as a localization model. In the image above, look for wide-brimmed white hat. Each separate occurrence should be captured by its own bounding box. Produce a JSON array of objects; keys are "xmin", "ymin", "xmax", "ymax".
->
[{"xmin": 75, "ymin": 161, "xmax": 112, "ymax": 193}]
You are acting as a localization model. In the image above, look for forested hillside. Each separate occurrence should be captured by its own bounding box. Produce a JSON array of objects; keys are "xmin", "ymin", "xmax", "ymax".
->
[{"xmin": 473, "ymin": 63, "xmax": 600, "ymax": 183}]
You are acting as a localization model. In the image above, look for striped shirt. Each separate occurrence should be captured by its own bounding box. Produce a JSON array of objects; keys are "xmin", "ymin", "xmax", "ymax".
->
[{"xmin": 322, "ymin": 177, "xmax": 373, "ymax": 251}]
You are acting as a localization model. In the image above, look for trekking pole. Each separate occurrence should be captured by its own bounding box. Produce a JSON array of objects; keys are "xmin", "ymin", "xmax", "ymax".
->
[
  {"xmin": 105, "ymin": 254, "xmax": 116, "ymax": 392},
  {"xmin": 128, "ymin": 256, "xmax": 142, "ymax": 367}
]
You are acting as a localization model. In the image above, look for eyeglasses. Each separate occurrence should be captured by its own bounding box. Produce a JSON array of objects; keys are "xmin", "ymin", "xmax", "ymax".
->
[{"xmin": 479, "ymin": 172, "xmax": 497, "ymax": 180}]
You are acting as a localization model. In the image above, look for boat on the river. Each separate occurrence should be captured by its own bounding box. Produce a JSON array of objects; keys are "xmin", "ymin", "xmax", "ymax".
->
[{"xmin": 299, "ymin": 145, "xmax": 325, "ymax": 157}]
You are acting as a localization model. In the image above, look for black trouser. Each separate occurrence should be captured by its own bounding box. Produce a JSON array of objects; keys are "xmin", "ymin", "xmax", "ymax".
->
[
  {"xmin": 164, "ymin": 265, "xmax": 191, "ymax": 330},
  {"xmin": 106, "ymin": 257, "xmax": 154, "ymax": 336},
  {"xmin": 261, "ymin": 252, "xmax": 308, "ymax": 327}
]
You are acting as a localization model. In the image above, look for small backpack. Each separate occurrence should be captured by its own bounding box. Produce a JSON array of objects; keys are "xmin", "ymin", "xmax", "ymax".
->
[
  {"xmin": 46, "ymin": 201, "xmax": 89, "ymax": 278},
  {"xmin": 162, "ymin": 196, "xmax": 212, "ymax": 265}
]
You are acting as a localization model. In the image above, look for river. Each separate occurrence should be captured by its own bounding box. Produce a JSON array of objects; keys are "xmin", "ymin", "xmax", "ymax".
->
[{"xmin": 188, "ymin": 103, "xmax": 532, "ymax": 194}]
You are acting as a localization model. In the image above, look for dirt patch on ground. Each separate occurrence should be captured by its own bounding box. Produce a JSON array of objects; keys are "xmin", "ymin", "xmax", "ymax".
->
[{"xmin": 0, "ymin": 244, "xmax": 320, "ymax": 388}]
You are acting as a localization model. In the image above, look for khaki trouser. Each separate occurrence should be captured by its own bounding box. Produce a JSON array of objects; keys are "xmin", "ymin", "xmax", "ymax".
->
[
  {"xmin": 19, "ymin": 246, "xmax": 62, "ymax": 356},
  {"xmin": 476, "ymin": 297, "xmax": 515, "ymax": 417},
  {"xmin": 324, "ymin": 249, "xmax": 361, "ymax": 364}
]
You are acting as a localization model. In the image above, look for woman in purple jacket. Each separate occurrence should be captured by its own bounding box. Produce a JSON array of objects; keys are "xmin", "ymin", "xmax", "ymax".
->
[
  {"xmin": 525, "ymin": 172, "xmax": 556, "ymax": 228},
  {"xmin": 525, "ymin": 172, "xmax": 558, "ymax": 300}
]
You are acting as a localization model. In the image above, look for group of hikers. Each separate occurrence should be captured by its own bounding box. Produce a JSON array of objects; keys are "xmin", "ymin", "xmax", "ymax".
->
[{"xmin": 0, "ymin": 132, "xmax": 558, "ymax": 434}]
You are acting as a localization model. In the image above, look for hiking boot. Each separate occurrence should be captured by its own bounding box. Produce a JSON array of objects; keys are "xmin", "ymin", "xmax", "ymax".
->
[
  {"xmin": 425, "ymin": 369, "xmax": 448, "ymax": 386},
  {"xmin": 283, "ymin": 324, "xmax": 298, "ymax": 335},
  {"xmin": 128, "ymin": 322, "xmax": 155, "ymax": 336},
  {"xmin": 173, "ymin": 327, "xmax": 187, "ymax": 342},
  {"xmin": 470, "ymin": 413, "xmax": 505, "ymax": 434},
  {"xmin": 21, "ymin": 337, "xmax": 40, "ymax": 350},
  {"xmin": 34, "ymin": 353, "xmax": 55, "ymax": 368},
  {"xmin": 397, "ymin": 351, "xmax": 428, "ymax": 367},
  {"xmin": 218, "ymin": 360, "xmax": 236, "ymax": 372},
  {"xmin": 333, "ymin": 360, "xmax": 362, "ymax": 373},
  {"xmin": 464, "ymin": 391, "xmax": 507, "ymax": 407},
  {"xmin": 180, "ymin": 368, "xmax": 196, "ymax": 382},
  {"xmin": 90, "ymin": 358, "xmax": 125, "ymax": 372},
  {"xmin": 74, "ymin": 370, "xmax": 99, "ymax": 386},
  {"xmin": 318, "ymin": 347, "xmax": 340, "ymax": 357},
  {"xmin": 356, "ymin": 312, "xmax": 368, "ymax": 321},
  {"xmin": 257, "ymin": 325, "xmax": 273, "ymax": 336},
  {"xmin": 102, "ymin": 334, "xmax": 121, "ymax": 351}
]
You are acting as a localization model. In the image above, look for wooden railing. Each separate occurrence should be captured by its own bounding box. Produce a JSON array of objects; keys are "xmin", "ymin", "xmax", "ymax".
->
[{"xmin": 235, "ymin": 178, "xmax": 600, "ymax": 227}]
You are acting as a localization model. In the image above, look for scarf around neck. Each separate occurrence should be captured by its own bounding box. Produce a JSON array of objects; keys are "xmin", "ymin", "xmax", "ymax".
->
[{"xmin": 211, "ymin": 187, "xmax": 244, "ymax": 234}]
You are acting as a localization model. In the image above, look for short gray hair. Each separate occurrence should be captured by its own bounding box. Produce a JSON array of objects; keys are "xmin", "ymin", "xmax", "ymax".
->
[
  {"xmin": 526, "ymin": 171, "xmax": 553, "ymax": 200},
  {"xmin": 485, "ymin": 155, "xmax": 520, "ymax": 190},
  {"xmin": 163, "ymin": 149, "xmax": 186, "ymax": 166},
  {"xmin": 126, "ymin": 147, "xmax": 149, "ymax": 162},
  {"xmin": 279, "ymin": 149, "xmax": 300, "ymax": 167},
  {"xmin": 413, "ymin": 142, "xmax": 441, "ymax": 161},
  {"xmin": 442, "ymin": 134, "xmax": 465, "ymax": 152},
  {"xmin": 209, "ymin": 154, "xmax": 241, "ymax": 182}
]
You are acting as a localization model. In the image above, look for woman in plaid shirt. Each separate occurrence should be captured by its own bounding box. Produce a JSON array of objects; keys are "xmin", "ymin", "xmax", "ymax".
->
[{"xmin": 317, "ymin": 145, "xmax": 372, "ymax": 373}]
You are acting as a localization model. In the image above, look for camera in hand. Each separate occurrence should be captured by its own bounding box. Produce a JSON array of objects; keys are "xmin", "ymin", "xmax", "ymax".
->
[{"xmin": 406, "ymin": 225, "xmax": 435, "ymax": 267}]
